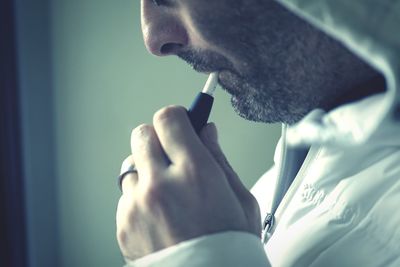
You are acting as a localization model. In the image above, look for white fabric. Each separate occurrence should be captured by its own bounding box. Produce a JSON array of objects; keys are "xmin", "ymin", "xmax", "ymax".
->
[
  {"xmin": 260, "ymin": 121, "xmax": 400, "ymax": 266},
  {"xmin": 125, "ymin": 0, "xmax": 400, "ymax": 266},
  {"xmin": 124, "ymin": 232, "xmax": 270, "ymax": 267},
  {"xmin": 280, "ymin": 0, "xmax": 400, "ymax": 146}
]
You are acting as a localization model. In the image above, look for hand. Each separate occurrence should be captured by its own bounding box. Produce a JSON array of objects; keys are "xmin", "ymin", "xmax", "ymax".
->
[{"xmin": 116, "ymin": 105, "xmax": 261, "ymax": 261}]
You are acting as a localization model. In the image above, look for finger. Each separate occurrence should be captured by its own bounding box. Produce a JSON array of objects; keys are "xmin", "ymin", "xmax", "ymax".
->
[
  {"xmin": 200, "ymin": 123, "xmax": 262, "ymax": 235},
  {"xmin": 120, "ymin": 155, "xmax": 139, "ymax": 194},
  {"xmin": 131, "ymin": 124, "xmax": 169, "ymax": 176},
  {"xmin": 199, "ymin": 123, "xmax": 248, "ymax": 195},
  {"xmin": 152, "ymin": 105, "xmax": 208, "ymax": 163}
]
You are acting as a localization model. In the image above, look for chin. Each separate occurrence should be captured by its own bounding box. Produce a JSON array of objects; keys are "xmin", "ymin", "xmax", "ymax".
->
[
  {"xmin": 230, "ymin": 95, "xmax": 305, "ymax": 125},
  {"xmin": 220, "ymin": 69, "xmax": 309, "ymax": 124}
]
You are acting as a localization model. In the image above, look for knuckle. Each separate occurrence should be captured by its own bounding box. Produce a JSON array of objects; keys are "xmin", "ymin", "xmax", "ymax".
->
[
  {"xmin": 153, "ymin": 105, "xmax": 185, "ymax": 124},
  {"xmin": 241, "ymin": 191, "xmax": 260, "ymax": 212},
  {"xmin": 116, "ymin": 227, "xmax": 128, "ymax": 249},
  {"xmin": 141, "ymin": 179, "xmax": 168, "ymax": 205},
  {"xmin": 143, "ymin": 168, "xmax": 162, "ymax": 183},
  {"xmin": 131, "ymin": 124, "xmax": 153, "ymax": 139},
  {"xmin": 117, "ymin": 231, "xmax": 133, "ymax": 256},
  {"xmin": 116, "ymin": 197, "xmax": 137, "ymax": 238},
  {"xmin": 246, "ymin": 194, "xmax": 262, "ymax": 233},
  {"xmin": 116, "ymin": 207, "xmax": 137, "ymax": 253},
  {"xmin": 248, "ymin": 194, "xmax": 261, "ymax": 216},
  {"xmin": 179, "ymin": 160, "xmax": 201, "ymax": 177}
]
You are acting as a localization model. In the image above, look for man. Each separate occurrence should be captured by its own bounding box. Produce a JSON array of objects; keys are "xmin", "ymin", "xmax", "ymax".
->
[{"xmin": 116, "ymin": 0, "xmax": 400, "ymax": 266}]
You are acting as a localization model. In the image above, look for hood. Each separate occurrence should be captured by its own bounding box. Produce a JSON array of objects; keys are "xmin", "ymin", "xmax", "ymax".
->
[{"xmin": 277, "ymin": 0, "xmax": 400, "ymax": 147}]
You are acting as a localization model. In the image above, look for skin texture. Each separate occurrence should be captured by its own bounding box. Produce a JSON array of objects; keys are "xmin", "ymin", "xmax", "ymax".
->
[
  {"xmin": 116, "ymin": 0, "xmax": 382, "ymax": 261},
  {"xmin": 117, "ymin": 114, "xmax": 261, "ymax": 261},
  {"xmin": 141, "ymin": 0, "xmax": 379, "ymax": 124}
]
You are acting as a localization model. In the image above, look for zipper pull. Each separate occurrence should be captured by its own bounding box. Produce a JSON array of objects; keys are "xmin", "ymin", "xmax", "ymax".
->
[{"xmin": 261, "ymin": 213, "xmax": 275, "ymax": 243}]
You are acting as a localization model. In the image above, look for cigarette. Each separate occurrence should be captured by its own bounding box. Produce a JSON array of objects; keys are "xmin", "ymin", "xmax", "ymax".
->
[{"xmin": 202, "ymin": 72, "xmax": 219, "ymax": 96}]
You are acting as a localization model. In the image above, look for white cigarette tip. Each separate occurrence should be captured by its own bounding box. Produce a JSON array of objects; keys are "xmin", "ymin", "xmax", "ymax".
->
[{"xmin": 202, "ymin": 72, "xmax": 219, "ymax": 96}]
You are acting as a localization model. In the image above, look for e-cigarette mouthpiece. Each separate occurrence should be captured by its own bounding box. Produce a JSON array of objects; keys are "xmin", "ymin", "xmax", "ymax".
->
[{"xmin": 188, "ymin": 72, "xmax": 219, "ymax": 133}]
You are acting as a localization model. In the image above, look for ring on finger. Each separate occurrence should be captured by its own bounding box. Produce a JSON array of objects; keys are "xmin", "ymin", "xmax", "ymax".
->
[{"xmin": 118, "ymin": 165, "xmax": 138, "ymax": 192}]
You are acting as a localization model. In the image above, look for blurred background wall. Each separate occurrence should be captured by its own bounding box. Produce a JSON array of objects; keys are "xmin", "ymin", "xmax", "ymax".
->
[{"xmin": 17, "ymin": 0, "xmax": 281, "ymax": 266}]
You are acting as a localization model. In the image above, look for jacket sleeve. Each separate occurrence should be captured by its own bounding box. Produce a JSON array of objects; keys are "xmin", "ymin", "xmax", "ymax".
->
[{"xmin": 124, "ymin": 231, "xmax": 271, "ymax": 267}]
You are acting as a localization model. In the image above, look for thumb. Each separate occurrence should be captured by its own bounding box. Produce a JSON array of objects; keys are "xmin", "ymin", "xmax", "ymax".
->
[{"xmin": 199, "ymin": 123, "xmax": 248, "ymax": 196}]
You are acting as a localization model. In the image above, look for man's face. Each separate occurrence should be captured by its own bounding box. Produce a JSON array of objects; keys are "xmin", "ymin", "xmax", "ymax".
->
[{"xmin": 141, "ymin": 0, "xmax": 358, "ymax": 124}]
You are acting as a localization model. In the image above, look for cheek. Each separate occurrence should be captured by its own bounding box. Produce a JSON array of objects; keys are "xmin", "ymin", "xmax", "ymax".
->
[
  {"xmin": 181, "ymin": 1, "xmax": 260, "ymax": 75},
  {"xmin": 182, "ymin": 1, "xmax": 240, "ymax": 46}
]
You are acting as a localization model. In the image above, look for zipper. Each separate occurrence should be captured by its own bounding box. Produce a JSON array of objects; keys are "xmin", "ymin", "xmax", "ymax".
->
[
  {"xmin": 261, "ymin": 212, "xmax": 275, "ymax": 243},
  {"xmin": 273, "ymin": 146, "xmax": 319, "ymax": 230},
  {"xmin": 261, "ymin": 125, "xmax": 319, "ymax": 243},
  {"xmin": 261, "ymin": 124, "xmax": 288, "ymax": 243}
]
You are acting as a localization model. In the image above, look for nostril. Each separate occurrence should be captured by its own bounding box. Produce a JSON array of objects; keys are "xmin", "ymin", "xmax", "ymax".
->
[{"xmin": 160, "ymin": 43, "xmax": 183, "ymax": 55}]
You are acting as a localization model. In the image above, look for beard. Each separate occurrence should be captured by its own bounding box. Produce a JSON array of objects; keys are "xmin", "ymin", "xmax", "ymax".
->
[
  {"xmin": 219, "ymin": 68, "xmax": 313, "ymax": 124},
  {"xmin": 178, "ymin": 47, "xmax": 317, "ymax": 125},
  {"xmin": 175, "ymin": 0, "xmax": 371, "ymax": 125}
]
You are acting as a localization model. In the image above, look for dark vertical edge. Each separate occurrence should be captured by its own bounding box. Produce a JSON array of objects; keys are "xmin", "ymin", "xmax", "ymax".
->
[
  {"xmin": 14, "ymin": 0, "xmax": 60, "ymax": 266},
  {"xmin": 0, "ymin": 0, "xmax": 29, "ymax": 266}
]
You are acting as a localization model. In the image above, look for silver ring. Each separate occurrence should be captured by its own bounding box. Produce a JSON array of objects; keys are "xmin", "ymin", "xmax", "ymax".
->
[{"xmin": 118, "ymin": 165, "xmax": 137, "ymax": 192}]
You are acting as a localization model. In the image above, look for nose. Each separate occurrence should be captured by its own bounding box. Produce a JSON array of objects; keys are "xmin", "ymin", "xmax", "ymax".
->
[{"xmin": 141, "ymin": 0, "xmax": 188, "ymax": 56}]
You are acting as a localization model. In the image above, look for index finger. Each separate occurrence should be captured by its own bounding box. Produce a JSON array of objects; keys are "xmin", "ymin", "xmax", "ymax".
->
[{"xmin": 153, "ymin": 105, "xmax": 209, "ymax": 164}]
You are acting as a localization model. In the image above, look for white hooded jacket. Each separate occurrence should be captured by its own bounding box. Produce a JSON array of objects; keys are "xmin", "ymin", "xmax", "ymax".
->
[{"xmin": 127, "ymin": 0, "xmax": 400, "ymax": 266}]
